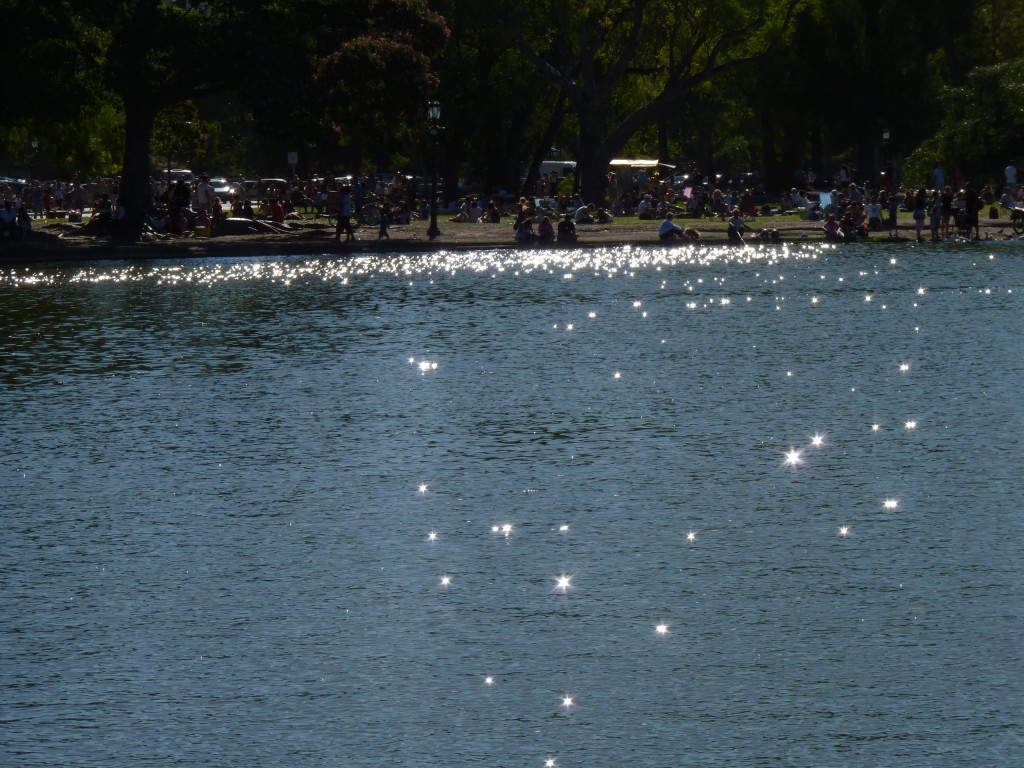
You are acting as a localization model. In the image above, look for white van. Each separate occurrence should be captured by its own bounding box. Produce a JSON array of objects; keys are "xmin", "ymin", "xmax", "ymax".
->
[{"xmin": 538, "ymin": 160, "xmax": 577, "ymax": 178}]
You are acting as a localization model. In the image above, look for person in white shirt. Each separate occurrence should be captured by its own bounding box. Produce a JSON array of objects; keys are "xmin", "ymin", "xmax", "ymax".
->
[
  {"xmin": 1006, "ymin": 161, "xmax": 1017, "ymax": 192},
  {"xmin": 574, "ymin": 203, "xmax": 595, "ymax": 224},
  {"xmin": 727, "ymin": 208, "xmax": 748, "ymax": 244},
  {"xmin": 195, "ymin": 176, "xmax": 214, "ymax": 212},
  {"xmin": 865, "ymin": 196, "xmax": 883, "ymax": 230}
]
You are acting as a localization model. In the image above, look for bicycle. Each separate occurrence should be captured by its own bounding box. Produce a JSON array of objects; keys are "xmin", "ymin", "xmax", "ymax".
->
[
  {"xmin": 359, "ymin": 195, "xmax": 381, "ymax": 226},
  {"xmin": 1010, "ymin": 205, "xmax": 1024, "ymax": 236}
]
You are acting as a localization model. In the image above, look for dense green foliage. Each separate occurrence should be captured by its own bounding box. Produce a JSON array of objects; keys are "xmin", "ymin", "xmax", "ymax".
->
[
  {"xmin": 2, "ymin": 0, "xmax": 1021, "ymax": 227},
  {"xmin": 903, "ymin": 58, "xmax": 1024, "ymax": 188}
]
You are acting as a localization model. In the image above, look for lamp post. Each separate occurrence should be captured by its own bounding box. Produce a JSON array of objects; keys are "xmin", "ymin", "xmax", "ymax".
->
[
  {"xmin": 427, "ymin": 100, "xmax": 442, "ymax": 240},
  {"xmin": 881, "ymin": 128, "xmax": 891, "ymax": 188}
]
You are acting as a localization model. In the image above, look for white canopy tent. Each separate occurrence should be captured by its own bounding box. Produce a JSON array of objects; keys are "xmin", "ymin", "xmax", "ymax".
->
[{"xmin": 608, "ymin": 159, "xmax": 676, "ymax": 170}]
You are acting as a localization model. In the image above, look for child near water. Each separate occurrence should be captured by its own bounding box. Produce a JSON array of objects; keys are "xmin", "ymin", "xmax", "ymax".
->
[
  {"xmin": 886, "ymin": 192, "xmax": 899, "ymax": 237},
  {"xmin": 378, "ymin": 206, "xmax": 390, "ymax": 240},
  {"xmin": 929, "ymin": 190, "xmax": 942, "ymax": 241}
]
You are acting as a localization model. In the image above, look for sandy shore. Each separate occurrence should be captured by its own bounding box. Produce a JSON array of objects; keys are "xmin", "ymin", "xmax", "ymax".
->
[{"xmin": 1, "ymin": 212, "xmax": 1018, "ymax": 264}]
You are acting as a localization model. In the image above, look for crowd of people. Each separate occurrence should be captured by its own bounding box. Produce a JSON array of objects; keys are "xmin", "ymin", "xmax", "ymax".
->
[
  {"xmin": 813, "ymin": 173, "xmax": 1021, "ymax": 243},
  {"xmin": 3, "ymin": 161, "xmax": 1021, "ymax": 245}
]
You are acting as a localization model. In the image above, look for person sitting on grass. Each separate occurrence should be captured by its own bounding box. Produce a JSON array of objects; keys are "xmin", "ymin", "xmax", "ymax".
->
[
  {"xmin": 574, "ymin": 202, "xmax": 596, "ymax": 224},
  {"xmin": 515, "ymin": 214, "xmax": 538, "ymax": 244},
  {"xmin": 556, "ymin": 214, "xmax": 578, "ymax": 243},
  {"xmin": 726, "ymin": 208, "xmax": 748, "ymax": 244},
  {"xmin": 483, "ymin": 200, "xmax": 501, "ymax": 223},
  {"xmin": 0, "ymin": 200, "xmax": 17, "ymax": 238},
  {"xmin": 449, "ymin": 197, "xmax": 482, "ymax": 223},
  {"xmin": 739, "ymin": 189, "xmax": 758, "ymax": 218},
  {"xmin": 193, "ymin": 209, "xmax": 212, "ymax": 237},
  {"xmin": 538, "ymin": 215, "xmax": 555, "ymax": 243},
  {"xmin": 823, "ymin": 213, "xmax": 843, "ymax": 242},
  {"xmin": 658, "ymin": 212, "xmax": 686, "ymax": 240},
  {"xmin": 840, "ymin": 210, "xmax": 861, "ymax": 241},
  {"xmin": 709, "ymin": 189, "xmax": 729, "ymax": 220}
]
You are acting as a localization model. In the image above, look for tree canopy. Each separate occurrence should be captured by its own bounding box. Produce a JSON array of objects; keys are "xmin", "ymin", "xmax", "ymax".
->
[
  {"xmin": 492, "ymin": 0, "xmax": 801, "ymax": 200},
  {"xmin": 3, "ymin": 0, "xmax": 1022, "ymax": 235}
]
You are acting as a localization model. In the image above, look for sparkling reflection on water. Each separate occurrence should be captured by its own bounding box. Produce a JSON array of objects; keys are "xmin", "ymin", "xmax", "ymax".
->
[{"xmin": 2, "ymin": 243, "xmax": 1022, "ymax": 767}]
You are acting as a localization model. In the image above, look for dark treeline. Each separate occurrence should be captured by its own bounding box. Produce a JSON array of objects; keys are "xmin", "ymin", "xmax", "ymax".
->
[{"xmin": 2, "ymin": 0, "xmax": 1022, "ymax": 235}]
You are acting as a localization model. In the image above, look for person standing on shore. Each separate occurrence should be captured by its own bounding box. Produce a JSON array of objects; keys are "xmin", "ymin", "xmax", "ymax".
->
[
  {"xmin": 886, "ymin": 191, "xmax": 899, "ymax": 237},
  {"xmin": 865, "ymin": 195, "xmax": 883, "ymax": 230},
  {"xmin": 335, "ymin": 186, "xmax": 356, "ymax": 242},
  {"xmin": 196, "ymin": 176, "xmax": 214, "ymax": 213},
  {"xmin": 940, "ymin": 185, "xmax": 953, "ymax": 239},
  {"xmin": 912, "ymin": 188, "xmax": 927, "ymax": 243},
  {"xmin": 1006, "ymin": 160, "xmax": 1017, "ymax": 194},
  {"xmin": 928, "ymin": 190, "xmax": 942, "ymax": 241},
  {"xmin": 963, "ymin": 182, "xmax": 981, "ymax": 240}
]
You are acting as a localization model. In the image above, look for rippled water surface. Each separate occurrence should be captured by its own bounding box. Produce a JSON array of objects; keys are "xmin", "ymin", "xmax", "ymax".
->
[{"xmin": 2, "ymin": 243, "xmax": 1022, "ymax": 767}]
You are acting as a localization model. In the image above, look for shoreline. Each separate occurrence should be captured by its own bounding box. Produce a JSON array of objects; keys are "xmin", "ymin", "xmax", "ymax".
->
[{"xmin": 1, "ymin": 215, "xmax": 1019, "ymax": 265}]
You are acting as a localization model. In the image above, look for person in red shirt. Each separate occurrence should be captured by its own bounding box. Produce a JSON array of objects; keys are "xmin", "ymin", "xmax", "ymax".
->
[{"xmin": 270, "ymin": 198, "xmax": 285, "ymax": 222}]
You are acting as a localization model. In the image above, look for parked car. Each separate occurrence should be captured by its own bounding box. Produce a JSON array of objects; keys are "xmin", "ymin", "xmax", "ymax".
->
[
  {"xmin": 161, "ymin": 168, "xmax": 194, "ymax": 185},
  {"xmin": 257, "ymin": 178, "xmax": 289, "ymax": 200},
  {"xmin": 210, "ymin": 177, "xmax": 242, "ymax": 200}
]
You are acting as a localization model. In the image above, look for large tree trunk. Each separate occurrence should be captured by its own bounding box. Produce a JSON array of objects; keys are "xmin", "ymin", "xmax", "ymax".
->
[
  {"xmin": 576, "ymin": 105, "xmax": 613, "ymax": 205},
  {"xmin": 578, "ymin": 151, "xmax": 613, "ymax": 207},
  {"xmin": 120, "ymin": 100, "xmax": 158, "ymax": 240},
  {"xmin": 520, "ymin": 94, "xmax": 567, "ymax": 199}
]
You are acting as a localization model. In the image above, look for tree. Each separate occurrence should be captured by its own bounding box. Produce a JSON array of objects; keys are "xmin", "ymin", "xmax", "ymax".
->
[
  {"xmin": 317, "ymin": 0, "xmax": 449, "ymax": 166},
  {"xmin": 73, "ymin": 0, "xmax": 252, "ymax": 236},
  {"xmin": 4, "ymin": 0, "xmax": 447, "ymax": 238},
  {"xmin": 499, "ymin": 0, "xmax": 801, "ymax": 203},
  {"xmin": 424, "ymin": 0, "xmax": 576, "ymax": 201},
  {"xmin": 151, "ymin": 102, "xmax": 208, "ymax": 178},
  {"xmin": 903, "ymin": 58, "xmax": 1024, "ymax": 189}
]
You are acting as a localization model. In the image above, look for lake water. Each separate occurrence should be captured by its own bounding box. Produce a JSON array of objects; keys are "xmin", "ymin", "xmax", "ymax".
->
[{"xmin": 2, "ymin": 242, "xmax": 1022, "ymax": 768}]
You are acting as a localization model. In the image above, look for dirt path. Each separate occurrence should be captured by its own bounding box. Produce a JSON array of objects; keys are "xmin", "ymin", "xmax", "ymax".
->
[{"xmin": 2, "ymin": 213, "xmax": 1019, "ymax": 264}]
